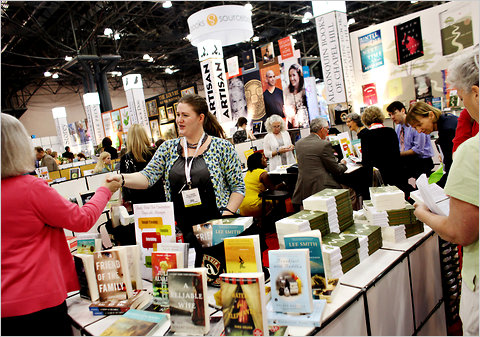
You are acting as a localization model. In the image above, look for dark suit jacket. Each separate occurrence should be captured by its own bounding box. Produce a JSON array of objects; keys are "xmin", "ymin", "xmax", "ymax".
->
[{"xmin": 292, "ymin": 133, "xmax": 347, "ymax": 205}]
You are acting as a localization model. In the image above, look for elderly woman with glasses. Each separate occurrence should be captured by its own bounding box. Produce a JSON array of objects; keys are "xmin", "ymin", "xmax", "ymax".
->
[{"xmin": 263, "ymin": 115, "xmax": 296, "ymax": 171}]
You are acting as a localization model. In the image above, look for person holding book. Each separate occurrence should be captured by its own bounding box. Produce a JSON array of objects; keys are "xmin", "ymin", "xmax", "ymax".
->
[
  {"xmin": 239, "ymin": 151, "xmax": 286, "ymax": 218},
  {"xmin": 413, "ymin": 49, "xmax": 478, "ymax": 336},
  {"xmin": 1, "ymin": 113, "xmax": 121, "ymax": 336},
  {"xmin": 387, "ymin": 101, "xmax": 435, "ymax": 180},
  {"xmin": 263, "ymin": 114, "xmax": 296, "ymax": 171},
  {"xmin": 93, "ymin": 151, "xmax": 112, "ymax": 174},
  {"xmin": 406, "ymin": 101, "xmax": 458, "ymax": 187},
  {"xmin": 107, "ymin": 94, "xmax": 245, "ymax": 242},
  {"xmin": 292, "ymin": 117, "xmax": 347, "ymax": 210}
]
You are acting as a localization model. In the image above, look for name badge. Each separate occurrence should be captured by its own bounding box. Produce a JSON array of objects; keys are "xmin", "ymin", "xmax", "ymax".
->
[{"xmin": 182, "ymin": 188, "xmax": 202, "ymax": 207}]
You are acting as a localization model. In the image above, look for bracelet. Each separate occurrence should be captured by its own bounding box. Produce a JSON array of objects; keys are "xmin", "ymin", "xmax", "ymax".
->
[
  {"xmin": 221, "ymin": 207, "xmax": 235, "ymax": 215},
  {"xmin": 120, "ymin": 174, "xmax": 125, "ymax": 187}
]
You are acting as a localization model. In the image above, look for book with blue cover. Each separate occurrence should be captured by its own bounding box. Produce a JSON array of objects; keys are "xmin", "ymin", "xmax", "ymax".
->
[
  {"xmin": 284, "ymin": 230, "xmax": 325, "ymax": 278},
  {"xmin": 212, "ymin": 224, "xmax": 245, "ymax": 246},
  {"xmin": 268, "ymin": 249, "xmax": 313, "ymax": 314}
]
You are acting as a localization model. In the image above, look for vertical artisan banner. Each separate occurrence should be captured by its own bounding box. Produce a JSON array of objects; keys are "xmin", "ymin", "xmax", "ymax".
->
[
  {"xmin": 336, "ymin": 11, "xmax": 356, "ymax": 103},
  {"xmin": 83, "ymin": 92, "xmax": 105, "ymax": 146},
  {"xmin": 52, "ymin": 107, "xmax": 71, "ymax": 150},
  {"xmin": 122, "ymin": 74, "xmax": 152, "ymax": 139},
  {"xmin": 315, "ymin": 11, "xmax": 347, "ymax": 105},
  {"xmin": 197, "ymin": 39, "xmax": 232, "ymax": 124}
]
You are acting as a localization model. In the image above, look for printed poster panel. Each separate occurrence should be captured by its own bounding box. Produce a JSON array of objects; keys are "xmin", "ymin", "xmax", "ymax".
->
[
  {"xmin": 414, "ymin": 74, "xmax": 432, "ymax": 100},
  {"xmin": 362, "ymin": 83, "xmax": 378, "ymax": 106},
  {"xmin": 278, "ymin": 36, "xmax": 294, "ymax": 60},
  {"xmin": 228, "ymin": 75, "xmax": 248, "ymax": 122},
  {"xmin": 260, "ymin": 42, "xmax": 274, "ymax": 65},
  {"xmin": 394, "ymin": 17, "xmax": 424, "ymax": 65},
  {"xmin": 259, "ymin": 59, "xmax": 284, "ymax": 120},
  {"xmin": 359, "ymin": 30, "xmax": 384, "ymax": 72},
  {"xmin": 439, "ymin": 5, "xmax": 474, "ymax": 56}
]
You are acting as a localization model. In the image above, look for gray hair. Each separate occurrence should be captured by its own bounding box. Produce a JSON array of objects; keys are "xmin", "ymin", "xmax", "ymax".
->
[
  {"xmin": 1, "ymin": 113, "xmax": 35, "ymax": 178},
  {"xmin": 346, "ymin": 113, "xmax": 363, "ymax": 127},
  {"xmin": 265, "ymin": 114, "xmax": 286, "ymax": 133},
  {"xmin": 447, "ymin": 48, "xmax": 479, "ymax": 92},
  {"xmin": 310, "ymin": 118, "xmax": 329, "ymax": 133}
]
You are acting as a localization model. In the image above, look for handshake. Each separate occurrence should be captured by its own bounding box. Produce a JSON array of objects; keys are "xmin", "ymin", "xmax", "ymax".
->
[{"xmin": 103, "ymin": 173, "xmax": 123, "ymax": 194}]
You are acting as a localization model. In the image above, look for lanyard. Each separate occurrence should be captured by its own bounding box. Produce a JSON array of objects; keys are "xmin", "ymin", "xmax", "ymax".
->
[{"xmin": 183, "ymin": 133, "xmax": 205, "ymax": 187}]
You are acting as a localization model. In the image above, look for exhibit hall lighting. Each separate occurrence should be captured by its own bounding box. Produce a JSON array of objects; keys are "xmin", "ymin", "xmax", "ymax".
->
[
  {"xmin": 103, "ymin": 28, "xmax": 113, "ymax": 36},
  {"xmin": 65, "ymin": 56, "xmax": 73, "ymax": 61},
  {"xmin": 52, "ymin": 73, "xmax": 59, "ymax": 79},
  {"xmin": 244, "ymin": 3, "xmax": 253, "ymax": 11},
  {"xmin": 302, "ymin": 11, "xmax": 313, "ymax": 23},
  {"xmin": 348, "ymin": 18, "xmax": 356, "ymax": 26},
  {"xmin": 44, "ymin": 71, "xmax": 52, "ymax": 77},
  {"xmin": 252, "ymin": 36, "xmax": 260, "ymax": 42},
  {"xmin": 165, "ymin": 68, "xmax": 174, "ymax": 74},
  {"xmin": 52, "ymin": 107, "xmax": 66, "ymax": 119},
  {"xmin": 143, "ymin": 54, "xmax": 151, "ymax": 60},
  {"xmin": 187, "ymin": 5, "xmax": 253, "ymax": 47},
  {"xmin": 114, "ymin": 32, "xmax": 121, "ymax": 40},
  {"xmin": 163, "ymin": 1, "xmax": 172, "ymax": 8}
]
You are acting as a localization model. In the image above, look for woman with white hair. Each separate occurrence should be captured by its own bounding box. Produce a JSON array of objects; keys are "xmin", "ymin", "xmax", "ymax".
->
[
  {"xmin": 263, "ymin": 114, "xmax": 296, "ymax": 171},
  {"xmin": 413, "ymin": 49, "xmax": 479, "ymax": 336},
  {"xmin": 1, "ymin": 113, "xmax": 121, "ymax": 335}
]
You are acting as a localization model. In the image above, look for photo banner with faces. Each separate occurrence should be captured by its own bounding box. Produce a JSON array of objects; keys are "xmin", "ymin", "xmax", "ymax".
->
[
  {"xmin": 198, "ymin": 39, "xmax": 232, "ymax": 124},
  {"xmin": 122, "ymin": 74, "xmax": 152, "ymax": 140},
  {"xmin": 259, "ymin": 57, "xmax": 284, "ymax": 123},
  {"xmin": 279, "ymin": 49, "xmax": 309, "ymax": 129},
  {"xmin": 83, "ymin": 93, "xmax": 105, "ymax": 146}
]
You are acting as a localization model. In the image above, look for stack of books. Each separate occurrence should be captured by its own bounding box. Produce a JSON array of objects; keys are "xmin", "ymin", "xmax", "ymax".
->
[
  {"xmin": 341, "ymin": 223, "xmax": 383, "ymax": 256},
  {"xmin": 99, "ymin": 309, "xmax": 169, "ymax": 336},
  {"xmin": 381, "ymin": 225, "xmax": 406, "ymax": 242},
  {"xmin": 282, "ymin": 210, "xmax": 330, "ymax": 236},
  {"xmin": 321, "ymin": 245, "xmax": 343, "ymax": 280},
  {"xmin": 275, "ymin": 218, "xmax": 311, "ymax": 249},
  {"xmin": 322, "ymin": 233, "xmax": 360, "ymax": 274},
  {"xmin": 363, "ymin": 200, "xmax": 389, "ymax": 227},
  {"xmin": 89, "ymin": 290, "xmax": 152, "ymax": 316},
  {"xmin": 405, "ymin": 220, "xmax": 425, "ymax": 238},
  {"xmin": 303, "ymin": 189, "xmax": 354, "ymax": 233},
  {"xmin": 369, "ymin": 186, "xmax": 406, "ymax": 211}
]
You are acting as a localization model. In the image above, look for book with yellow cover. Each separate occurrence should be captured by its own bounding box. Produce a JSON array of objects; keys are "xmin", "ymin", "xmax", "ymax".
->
[{"xmin": 224, "ymin": 235, "xmax": 262, "ymax": 273}]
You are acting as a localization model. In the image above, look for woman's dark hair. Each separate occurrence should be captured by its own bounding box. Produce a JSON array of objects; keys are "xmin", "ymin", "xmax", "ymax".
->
[
  {"xmin": 247, "ymin": 152, "xmax": 264, "ymax": 171},
  {"xmin": 237, "ymin": 117, "xmax": 248, "ymax": 128},
  {"xmin": 288, "ymin": 63, "xmax": 305, "ymax": 93},
  {"xmin": 178, "ymin": 94, "xmax": 226, "ymax": 139},
  {"xmin": 102, "ymin": 137, "xmax": 112, "ymax": 147}
]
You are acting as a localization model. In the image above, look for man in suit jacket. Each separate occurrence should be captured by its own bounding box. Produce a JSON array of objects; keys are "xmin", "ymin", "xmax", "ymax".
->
[
  {"xmin": 34, "ymin": 146, "xmax": 58, "ymax": 171},
  {"xmin": 292, "ymin": 118, "xmax": 347, "ymax": 209}
]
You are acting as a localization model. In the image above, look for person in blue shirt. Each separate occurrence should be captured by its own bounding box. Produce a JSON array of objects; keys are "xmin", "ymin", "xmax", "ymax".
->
[{"xmin": 387, "ymin": 101, "xmax": 434, "ymax": 180}]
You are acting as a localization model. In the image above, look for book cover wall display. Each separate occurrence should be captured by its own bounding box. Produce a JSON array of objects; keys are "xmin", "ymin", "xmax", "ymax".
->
[
  {"xmin": 394, "ymin": 17, "xmax": 424, "ymax": 65},
  {"xmin": 146, "ymin": 99, "xmax": 158, "ymax": 117},
  {"xmin": 228, "ymin": 75, "xmax": 248, "ymax": 122},
  {"xmin": 167, "ymin": 268, "xmax": 209, "ymax": 335},
  {"xmin": 226, "ymin": 56, "xmax": 240, "ymax": 78},
  {"xmin": 278, "ymin": 36, "xmax": 294, "ymax": 60},
  {"xmin": 220, "ymin": 272, "xmax": 268, "ymax": 336},
  {"xmin": 362, "ymin": 83, "xmax": 378, "ymax": 105},
  {"xmin": 439, "ymin": 5, "xmax": 474, "ymax": 56},
  {"xmin": 149, "ymin": 119, "xmax": 161, "ymax": 142},
  {"xmin": 160, "ymin": 122, "xmax": 177, "ymax": 140},
  {"xmin": 260, "ymin": 42, "xmax": 275, "ymax": 65},
  {"xmin": 242, "ymin": 49, "xmax": 256, "ymax": 71},
  {"xmin": 167, "ymin": 105, "xmax": 175, "ymax": 121},
  {"xmin": 358, "ymin": 30, "xmax": 384, "ymax": 72},
  {"xmin": 414, "ymin": 74, "xmax": 432, "ymax": 100},
  {"xmin": 269, "ymin": 249, "xmax": 314, "ymax": 313},
  {"xmin": 158, "ymin": 106, "xmax": 167, "ymax": 122}
]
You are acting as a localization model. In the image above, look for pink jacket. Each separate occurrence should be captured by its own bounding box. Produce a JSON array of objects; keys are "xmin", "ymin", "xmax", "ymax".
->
[{"xmin": 1, "ymin": 175, "xmax": 111, "ymax": 317}]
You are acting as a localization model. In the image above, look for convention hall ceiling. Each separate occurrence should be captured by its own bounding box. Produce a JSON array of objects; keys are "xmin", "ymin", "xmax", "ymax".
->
[{"xmin": 1, "ymin": 1, "xmax": 446, "ymax": 117}]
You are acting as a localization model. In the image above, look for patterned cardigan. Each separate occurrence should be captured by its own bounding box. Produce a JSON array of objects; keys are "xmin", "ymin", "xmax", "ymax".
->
[{"xmin": 141, "ymin": 136, "xmax": 245, "ymax": 210}]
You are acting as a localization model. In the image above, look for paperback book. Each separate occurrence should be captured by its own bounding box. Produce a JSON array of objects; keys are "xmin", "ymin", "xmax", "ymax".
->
[
  {"xmin": 168, "ymin": 268, "xmax": 210, "ymax": 335},
  {"xmin": 89, "ymin": 289, "xmax": 152, "ymax": 315},
  {"xmin": 224, "ymin": 235, "xmax": 262, "ymax": 273},
  {"xmin": 74, "ymin": 254, "xmax": 99, "ymax": 301},
  {"xmin": 152, "ymin": 251, "xmax": 182, "ymax": 307},
  {"xmin": 269, "ymin": 249, "xmax": 314, "ymax": 313},
  {"xmin": 266, "ymin": 299, "xmax": 327, "ymax": 327},
  {"xmin": 100, "ymin": 309, "xmax": 168, "ymax": 336},
  {"xmin": 93, "ymin": 249, "xmax": 133, "ymax": 301},
  {"xmin": 220, "ymin": 272, "xmax": 268, "ymax": 336}
]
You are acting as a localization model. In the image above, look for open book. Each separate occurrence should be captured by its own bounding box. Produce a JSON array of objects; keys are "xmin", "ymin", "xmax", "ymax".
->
[{"xmin": 412, "ymin": 174, "xmax": 450, "ymax": 216}]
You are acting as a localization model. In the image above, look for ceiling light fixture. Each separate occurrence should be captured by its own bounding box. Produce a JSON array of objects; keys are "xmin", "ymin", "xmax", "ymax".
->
[
  {"xmin": 252, "ymin": 36, "xmax": 259, "ymax": 42},
  {"xmin": 186, "ymin": 34, "xmax": 192, "ymax": 41},
  {"xmin": 347, "ymin": 18, "xmax": 356, "ymax": 26},
  {"xmin": 291, "ymin": 38, "xmax": 297, "ymax": 45},
  {"xmin": 143, "ymin": 54, "xmax": 151, "ymax": 60},
  {"xmin": 148, "ymin": 57, "xmax": 154, "ymax": 62},
  {"xmin": 104, "ymin": 28, "xmax": 113, "ymax": 36},
  {"xmin": 65, "ymin": 56, "xmax": 73, "ymax": 62},
  {"xmin": 44, "ymin": 71, "xmax": 52, "ymax": 77},
  {"xmin": 302, "ymin": 11, "xmax": 313, "ymax": 24},
  {"xmin": 244, "ymin": 3, "xmax": 253, "ymax": 11},
  {"xmin": 52, "ymin": 73, "xmax": 59, "ymax": 79},
  {"xmin": 114, "ymin": 33, "xmax": 121, "ymax": 40},
  {"xmin": 163, "ymin": 1, "xmax": 172, "ymax": 8},
  {"xmin": 165, "ymin": 68, "xmax": 174, "ymax": 74}
]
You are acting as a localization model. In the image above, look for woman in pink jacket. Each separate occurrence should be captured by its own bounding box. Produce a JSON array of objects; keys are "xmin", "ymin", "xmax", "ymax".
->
[{"xmin": 1, "ymin": 113, "xmax": 121, "ymax": 335}]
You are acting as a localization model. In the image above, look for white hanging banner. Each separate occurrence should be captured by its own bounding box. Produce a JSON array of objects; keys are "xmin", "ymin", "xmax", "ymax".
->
[
  {"xmin": 122, "ymin": 74, "xmax": 152, "ymax": 139},
  {"xmin": 336, "ymin": 11, "xmax": 356, "ymax": 103},
  {"xmin": 226, "ymin": 56, "xmax": 240, "ymax": 77},
  {"xmin": 188, "ymin": 5, "xmax": 253, "ymax": 47},
  {"xmin": 52, "ymin": 107, "xmax": 71, "ymax": 149},
  {"xmin": 316, "ymin": 11, "xmax": 347, "ymax": 104},
  {"xmin": 197, "ymin": 39, "xmax": 232, "ymax": 123},
  {"xmin": 102, "ymin": 112, "xmax": 114, "ymax": 140},
  {"xmin": 83, "ymin": 92, "xmax": 105, "ymax": 146}
]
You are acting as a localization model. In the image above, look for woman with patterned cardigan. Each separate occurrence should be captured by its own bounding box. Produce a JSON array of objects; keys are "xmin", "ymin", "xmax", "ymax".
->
[{"xmin": 108, "ymin": 94, "xmax": 245, "ymax": 239}]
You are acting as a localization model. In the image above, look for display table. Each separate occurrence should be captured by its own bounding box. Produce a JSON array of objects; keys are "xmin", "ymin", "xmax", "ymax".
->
[{"xmin": 67, "ymin": 228, "xmax": 445, "ymax": 336}]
